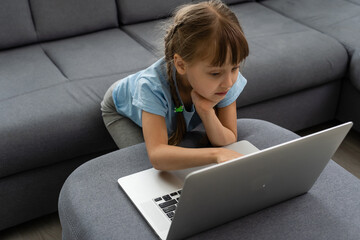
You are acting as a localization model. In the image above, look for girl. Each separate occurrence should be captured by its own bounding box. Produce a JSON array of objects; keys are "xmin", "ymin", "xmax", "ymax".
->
[{"xmin": 101, "ymin": 0, "xmax": 249, "ymax": 171}]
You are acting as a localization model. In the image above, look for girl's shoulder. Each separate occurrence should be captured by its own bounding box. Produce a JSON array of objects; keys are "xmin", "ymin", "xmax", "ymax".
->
[
  {"xmin": 139, "ymin": 57, "xmax": 168, "ymax": 85},
  {"xmin": 115, "ymin": 58, "xmax": 169, "ymax": 94}
]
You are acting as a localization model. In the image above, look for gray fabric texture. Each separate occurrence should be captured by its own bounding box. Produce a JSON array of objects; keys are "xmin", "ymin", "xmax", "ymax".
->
[
  {"xmin": 117, "ymin": 0, "xmax": 191, "ymax": 25},
  {"xmin": 237, "ymin": 80, "xmax": 341, "ymax": 132},
  {"xmin": 0, "ymin": 45, "xmax": 67, "ymax": 101},
  {"xmin": 222, "ymin": 0, "xmax": 254, "ymax": 4},
  {"xmin": 349, "ymin": 50, "xmax": 360, "ymax": 91},
  {"xmin": 0, "ymin": 151, "xmax": 105, "ymax": 230},
  {"xmin": 0, "ymin": 29, "xmax": 157, "ymax": 178},
  {"xmin": 42, "ymin": 29, "xmax": 157, "ymax": 80},
  {"xmin": 261, "ymin": 0, "xmax": 360, "ymax": 55},
  {"xmin": 337, "ymin": 80, "xmax": 360, "ymax": 132},
  {"xmin": 123, "ymin": 2, "xmax": 348, "ymax": 107},
  {"xmin": 59, "ymin": 119, "xmax": 360, "ymax": 239},
  {"xmin": 0, "ymin": 73, "xmax": 134, "ymax": 178},
  {"xmin": 230, "ymin": 3, "xmax": 347, "ymax": 106},
  {"xmin": 0, "ymin": 0, "xmax": 37, "ymax": 50},
  {"xmin": 347, "ymin": 0, "xmax": 360, "ymax": 5},
  {"xmin": 29, "ymin": 0, "xmax": 118, "ymax": 41},
  {"xmin": 122, "ymin": 19, "xmax": 167, "ymax": 58}
]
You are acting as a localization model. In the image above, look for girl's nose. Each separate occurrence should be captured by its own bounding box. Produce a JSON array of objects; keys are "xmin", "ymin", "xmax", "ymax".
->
[{"xmin": 222, "ymin": 73, "xmax": 234, "ymax": 88}]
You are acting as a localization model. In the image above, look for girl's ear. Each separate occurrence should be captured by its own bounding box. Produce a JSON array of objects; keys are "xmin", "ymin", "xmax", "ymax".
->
[{"xmin": 173, "ymin": 53, "xmax": 187, "ymax": 75}]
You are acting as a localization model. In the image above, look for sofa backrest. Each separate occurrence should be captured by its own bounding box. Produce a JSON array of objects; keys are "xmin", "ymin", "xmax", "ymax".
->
[
  {"xmin": 29, "ymin": 0, "xmax": 119, "ymax": 42},
  {"xmin": 117, "ymin": 0, "xmax": 255, "ymax": 25},
  {"xmin": 0, "ymin": 0, "xmax": 37, "ymax": 50},
  {"xmin": 0, "ymin": 0, "xmax": 254, "ymax": 50},
  {"xmin": 117, "ymin": 0, "xmax": 191, "ymax": 25},
  {"xmin": 0, "ymin": 0, "xmax": 119, "ymax": 50}
]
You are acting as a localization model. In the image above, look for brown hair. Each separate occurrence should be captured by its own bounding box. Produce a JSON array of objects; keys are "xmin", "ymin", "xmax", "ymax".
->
[{"xmin": 164, "ymin": 0, "xmax": 249, "ymax": 145}]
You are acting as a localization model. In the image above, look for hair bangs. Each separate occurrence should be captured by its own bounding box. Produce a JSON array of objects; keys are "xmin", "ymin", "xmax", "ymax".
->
[{"xmin": 199, "ymin": 18, "xmax": 249, "ymax": 67}]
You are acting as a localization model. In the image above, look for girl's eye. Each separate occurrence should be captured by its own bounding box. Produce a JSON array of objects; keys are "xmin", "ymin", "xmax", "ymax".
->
[
  {"xmin": 232, "ymin": 66, "xmax": 240, "ymax": 72},
  {"xmin": 210, "ymin": 72, "xmax": 220, "ymax": 76}
]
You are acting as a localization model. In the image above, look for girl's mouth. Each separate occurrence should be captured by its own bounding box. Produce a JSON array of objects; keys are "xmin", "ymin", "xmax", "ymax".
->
[{"xmin": 215, "ymin": 91, "xmax": 228, "ymax": 96}]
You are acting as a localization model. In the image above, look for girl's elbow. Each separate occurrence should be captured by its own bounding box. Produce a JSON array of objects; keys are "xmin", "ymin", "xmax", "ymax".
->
[
  {"xmin": 148, "ymin": 151, "xmax": 166, "ymax": 171},
  {"xmin": 150, "ymin": 158, "xmax": 162, "ymax": 170},
  {"xmin": 148, "ymin": 153, "xmax": 160, "ymax": 170}
]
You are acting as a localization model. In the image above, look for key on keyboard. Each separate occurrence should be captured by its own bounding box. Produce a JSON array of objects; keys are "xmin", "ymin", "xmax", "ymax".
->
[{"xmin": 153, "ymin": 189, "xmax": 182, "ymax": 221}]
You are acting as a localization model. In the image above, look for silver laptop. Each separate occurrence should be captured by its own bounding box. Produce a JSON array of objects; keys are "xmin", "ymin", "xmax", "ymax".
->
[{"xmin": 118, "ymin": 122, "xmax": 352, "ymax": 240}]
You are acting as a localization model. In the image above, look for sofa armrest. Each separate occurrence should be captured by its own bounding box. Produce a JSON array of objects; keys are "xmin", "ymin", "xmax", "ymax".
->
[{"xmin": 350, "ymin": 50, "xmax": 360, "ymax": 92}]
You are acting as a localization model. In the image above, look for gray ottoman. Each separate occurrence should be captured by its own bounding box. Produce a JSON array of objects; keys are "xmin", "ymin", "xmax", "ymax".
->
[{"xmin": 59, "ymin": 119, "xmax": 360, "ymax": 239}]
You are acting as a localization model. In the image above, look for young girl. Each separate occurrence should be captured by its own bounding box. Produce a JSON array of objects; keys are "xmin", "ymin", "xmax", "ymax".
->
[{"xmin": 101, "ymin": 0, "xmax": 249, "ymax": 171}]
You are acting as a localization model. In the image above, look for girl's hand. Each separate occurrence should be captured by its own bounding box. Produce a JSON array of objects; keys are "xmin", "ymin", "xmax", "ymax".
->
[
  {"xmin": 215, "ymin": 148, "xmax": 243, "ymax": 164},
  {"xmin": 191, "ymin": 90, "xmax": 218, "ymax": 115}
]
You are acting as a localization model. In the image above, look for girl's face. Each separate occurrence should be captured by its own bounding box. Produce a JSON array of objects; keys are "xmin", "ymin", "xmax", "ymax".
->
[{"xmin": 176, "ymin": 54, "xmax": 240, "ymax": 103}]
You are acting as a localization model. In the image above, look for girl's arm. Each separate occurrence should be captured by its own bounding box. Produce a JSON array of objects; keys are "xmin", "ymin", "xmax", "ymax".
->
[
  {"xmin": 191, "ymin": 91, "xmax": 238, "ymax": 147},
  {"xmin": 142, "ymin": 111, "xmax": 242, "ymax": 171}
]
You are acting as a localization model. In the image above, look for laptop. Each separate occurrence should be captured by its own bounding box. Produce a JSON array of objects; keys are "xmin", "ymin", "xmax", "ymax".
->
[{"xmin": 118, "ymin": 122, "xmax": 352, "ymax": 240}]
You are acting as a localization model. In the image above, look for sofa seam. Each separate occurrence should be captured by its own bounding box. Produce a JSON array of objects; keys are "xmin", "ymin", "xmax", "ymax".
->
[
  {"xmin": 1, "ymin": 148, "xmax": 114, "ymax": 184},
  {"xmin": 0, "ymin": 67, "xmax": 145, "ymax": 103},
  {"xmin": 27, "ymin": 0, "xmax": 40, "ymax": 43},
  {"xmin": 237, "ymin": 79, "xmax": 342, "ymax": 109},
  {"xmin": 40, "ymin": 45, "xmax": 69, "ymax": 80},
  {"xmin": 66, "ymin": 67, "xmax": 147, "ymax": 82},
  {"xmin": 0, "ymin": 81, "xmax": 67, "ymax": 103},
  {"xmin": 247, "ymin": 29, "xmax": 311, "ymax": 40},
  {"xmin": 114, "ymin": 0, "xmax": 121, "ymax": 28},
  {"xmin": 120, "ymin": 26, "xmax": 160, "ymax": 58}
]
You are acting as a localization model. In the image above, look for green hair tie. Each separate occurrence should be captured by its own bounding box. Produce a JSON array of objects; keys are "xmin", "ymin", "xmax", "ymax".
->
[{"xmin": 174, "ymin": 105, "xmax": 184, "ymax": 113}]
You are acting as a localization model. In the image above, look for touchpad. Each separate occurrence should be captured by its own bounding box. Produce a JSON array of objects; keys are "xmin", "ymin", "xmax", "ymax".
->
[{"xmin": 140, "ymin": 201, "xmax": 170, "ymax": 233}]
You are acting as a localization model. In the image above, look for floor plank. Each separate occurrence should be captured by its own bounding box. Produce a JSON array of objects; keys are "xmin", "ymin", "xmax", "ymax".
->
[
  {"xmin": 297, "ymin": 121, "xmax": 360, "ymax": 179},
  {"xmin": 0, "ymin": 213, "xmax": 62, "ymax": 240}
]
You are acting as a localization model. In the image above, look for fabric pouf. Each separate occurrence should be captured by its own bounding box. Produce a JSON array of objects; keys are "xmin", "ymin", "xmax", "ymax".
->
[{"xmin": 59, "ymin": 119, "xmax": 360, "ymax": 239}]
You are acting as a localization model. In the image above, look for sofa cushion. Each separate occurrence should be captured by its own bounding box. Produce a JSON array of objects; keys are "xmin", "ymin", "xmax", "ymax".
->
[
  {"xmin": 30, "ymin": 0, "xmax": 118, "ymax": 41},
  {"xmin": 0, "ymin": 71, "xmax": 144, "ymax": 179},
  {"xmin": 117, "ymin": 0, "xmax": 191, "ymax": 25},
  {"xmin": 230, "ymin": 3, "xmax": 348, "ymax": 107},
  {"xmin": 42, "ymin": 29, "xmax": 157, "ymax": 80},
  {"xmin": 0, "ymin": 0, "xmax": 37, "ymax": 50},
  {"xmin": 349, "ymin": 50, "xmax": 360, "ymax": 92},
  {"xmin": 0, "ymin": 45, "xmax": 68, "ymax": 101},
  {"xmin": 124, "ymin": 2, "xmax": 348, "ymax": 107},
  {"xmin": 0, "ymin": 28, "xmax": 158, "ymax": 178},
  {"xmin": 261, "ymin": 0, "xmax": 360, "ymax": 55}
]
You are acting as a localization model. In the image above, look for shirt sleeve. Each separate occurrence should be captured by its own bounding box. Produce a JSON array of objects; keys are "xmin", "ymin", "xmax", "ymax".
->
[
  {"xmin": 216, "ymin": 72, "xmax": 247, "ymax": 108},
  {"xmin": 132, "ymin": 77, "xmax": 168, "ymax": 117}
]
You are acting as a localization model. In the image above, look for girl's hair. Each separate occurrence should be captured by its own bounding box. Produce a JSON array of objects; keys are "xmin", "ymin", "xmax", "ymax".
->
[{"xmin": 164, "ymin": 0, "xmax": 249, "ymax": 145}]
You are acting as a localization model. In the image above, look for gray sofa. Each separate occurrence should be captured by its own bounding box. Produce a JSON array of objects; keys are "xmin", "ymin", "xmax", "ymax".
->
[{"xmin": 0, "ymin": 0, "xmax": 359, "ymax": 231}]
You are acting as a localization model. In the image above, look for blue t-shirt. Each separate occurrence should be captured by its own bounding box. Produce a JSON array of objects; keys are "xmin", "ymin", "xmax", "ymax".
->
[{"xmin": 112, "ymin": 58, "xmax": 247, "ymax": 135}]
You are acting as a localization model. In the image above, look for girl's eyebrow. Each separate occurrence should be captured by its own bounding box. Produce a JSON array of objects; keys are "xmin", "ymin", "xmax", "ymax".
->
[
  {"xmin": 206, "ymin": 64, "xmax": 240, "ymax": 68},
  {"xmin": 206, "ymin": 65, "xmax": 221, "ymax": 68}
]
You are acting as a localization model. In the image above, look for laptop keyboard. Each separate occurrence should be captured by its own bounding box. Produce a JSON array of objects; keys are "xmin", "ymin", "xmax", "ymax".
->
[{"xmin": 153, "ymin": 190, "xmax": 182, "ymax": 221}]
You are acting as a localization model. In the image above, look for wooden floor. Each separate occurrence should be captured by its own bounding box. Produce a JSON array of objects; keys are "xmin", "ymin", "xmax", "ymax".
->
[
  {"xmin": 297, "ymin": 121, "xmax": 360, "ymax": 179},
  {"xmin": 0, "ymin": 213, "xmax": 62, "ymax": 240},
  {"xmin": 0, "ymin": 121, "xmax": 359, "ymax": 240}
]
